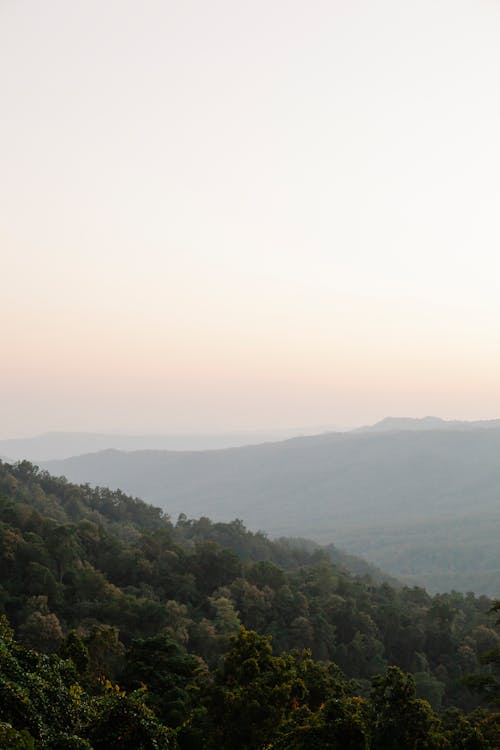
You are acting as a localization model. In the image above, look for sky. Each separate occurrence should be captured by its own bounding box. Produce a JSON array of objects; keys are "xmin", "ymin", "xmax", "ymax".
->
[{"xmin": 1, "ymin": 0, "xmax": 500, "ymax": 438}]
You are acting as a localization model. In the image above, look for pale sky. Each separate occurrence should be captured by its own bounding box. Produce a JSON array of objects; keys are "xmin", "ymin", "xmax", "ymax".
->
[{"xmin": 1, "ymin": 0, "xmax": 500, "ymax": 438}]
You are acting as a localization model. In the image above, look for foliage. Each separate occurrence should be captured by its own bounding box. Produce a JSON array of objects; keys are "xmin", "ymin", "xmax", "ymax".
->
[{"xmin": 0, "ymin": 459, "xmax": 500, "ymax": 747}]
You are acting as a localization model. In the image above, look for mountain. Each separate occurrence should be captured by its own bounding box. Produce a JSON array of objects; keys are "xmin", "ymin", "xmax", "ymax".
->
[
  {"xmin": 11, "ymin": 417, "xmax": 496, "ymax": 461},
  {"xmin": 42, "ymin": 425, "xmax": 500, "ymax": 596},
  {"xmin": 1, "ymin": 458, "xmax": 497, "ymax": 744},
  {"xmin": 358, "ymin": 416, "xmax": 500, "ymax": 432},
  {"xmin": 0, "ymin": 427, "xmax": 336, "ymax": 462}
]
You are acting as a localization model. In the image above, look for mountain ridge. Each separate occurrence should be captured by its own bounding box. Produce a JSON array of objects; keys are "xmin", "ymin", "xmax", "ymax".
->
[
  {"xmin": 41, "ymin": 425, "xmax": 500, "ymax": 596},
  {"xmin": 0, "ymin": 426, "xmax": 341, "ymax": 462},
  {"xmin": 358, "ymin": 415, "xmax": 500, "ymax": 432}
]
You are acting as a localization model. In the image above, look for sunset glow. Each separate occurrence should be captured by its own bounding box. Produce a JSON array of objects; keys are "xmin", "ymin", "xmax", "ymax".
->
[{"xmin": 2, "ymin": 0, "xmax": 499, "ymax": 437}]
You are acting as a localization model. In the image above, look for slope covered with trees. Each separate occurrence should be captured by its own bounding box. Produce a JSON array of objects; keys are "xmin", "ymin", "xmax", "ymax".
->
[
  {"xmin": 1, "ymin": 459, "xmax": 500, "ymax": 747},
  {"xmin": 42, "ymin": 425, "xmax": 500, "ymax": 595}
]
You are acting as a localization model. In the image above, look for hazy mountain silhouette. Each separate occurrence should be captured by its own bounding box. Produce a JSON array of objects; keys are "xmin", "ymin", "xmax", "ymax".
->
[
  {"xmin": 41, "ymin": 421, "xmax": 500, "ymax": 595},
  {"xmin": 0, "ymin": 427, "xmax": 337, "ymax": 462},
  {"xmin": 357, "ymin": 416, "xmax": 500, "ymax": 432},
  {"xmin": 7, "ymin": 417, "xmax": 495, "ymax": 462}
]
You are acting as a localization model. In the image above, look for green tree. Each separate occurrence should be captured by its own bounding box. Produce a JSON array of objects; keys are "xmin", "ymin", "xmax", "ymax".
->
[
  {"xmin": 87, "ymin": 690, "xmax": 172, "ymax": 750},
  {"xmin": 269, "ymin": 697, "xmax": 369, "ymax": 750},
  {"xmin": 370, "ymin": 666, "xmax": 439, "ymax": 749},
  {"xmin": 85, "ymin": 624, "xmax": 124, "ymax": 681},
  {"xmin": 121, "ymin": 633, "xmax": 200, "ymax": 728},
  {"xmin": 60, "ymin": 630, "xmax": 90, "ymax": 677},
  {"xmin": 203, "ymin": 628, "xmax": 304, "ymax": 750},
  {"xmin": 0, "ymin": 723, "xmax": 35, "ymax": 750}
]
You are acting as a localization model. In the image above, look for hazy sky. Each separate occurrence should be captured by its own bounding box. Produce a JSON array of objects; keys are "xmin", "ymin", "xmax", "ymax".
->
[{"xmin": 2, "ymin": 0, "xmax": 500, "ymax": 438}]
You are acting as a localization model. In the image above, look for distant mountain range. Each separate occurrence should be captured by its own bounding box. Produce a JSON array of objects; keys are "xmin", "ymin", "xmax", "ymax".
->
[
  {"xmin": 38, "ymin": 418, "xmax": 500, "ymax": 596},
  {"xmin": 3, "ymin": 417, "xmax": 498, "ymax": 463},
  {"xmin": 358, "ymin": 416, "xmax": 500, "ymax": 432},
  {"xmin": 0, "ymin": 426, "xmax": 338, "ymax": 462}
]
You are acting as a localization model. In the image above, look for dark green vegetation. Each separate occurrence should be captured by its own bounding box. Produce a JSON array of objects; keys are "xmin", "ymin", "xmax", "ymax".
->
[
  {"xmin": 1, "ymin": 458, "xmax": 500, "ymax": 747},
  {"xmin": 43, "ymin": 422, "xmax": 500, "ymax": 595}
]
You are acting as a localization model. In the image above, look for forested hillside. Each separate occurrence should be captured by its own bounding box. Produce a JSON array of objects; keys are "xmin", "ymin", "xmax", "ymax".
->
[
  {"xmin": 1, "ymin": 459, "xmax": 500, "ymax": 747},
  {"xmin": 43, "ymin": 426, "xmax": 500, "ymax": 595}
]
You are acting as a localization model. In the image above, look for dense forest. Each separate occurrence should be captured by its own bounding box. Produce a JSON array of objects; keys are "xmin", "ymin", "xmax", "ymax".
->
[{"xmin": 1, "ymin": 458, "xmax": 500, "ymax": 748}]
